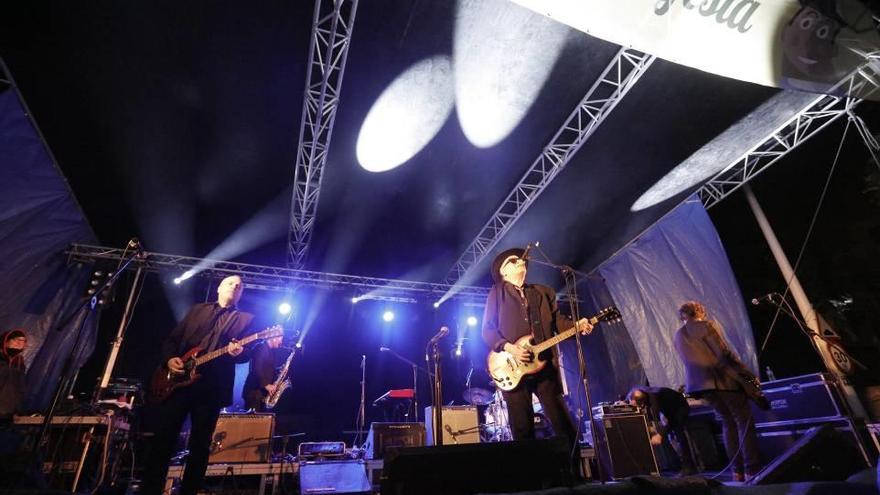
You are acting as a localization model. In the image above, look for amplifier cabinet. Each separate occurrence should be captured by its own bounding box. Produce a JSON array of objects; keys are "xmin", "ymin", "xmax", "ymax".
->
[
  {"xmin": 754, "ymin": 416, "xmax": 872, "ymax": 467},
  {"xmin": 592, "ymin": 413, "xmax": 659, "ymax": 479},
  {"xmin": 364, "ymin": 422, "xmax": 425, "ymax": 459},
  {"xmin": 752, "ymin": 373, "xmax": 848, "ymax": 424},
  {"xmin": 424, "ymin": 406, "xmax": 480, "ymax": 445},
  {"xmin": 208, "ymin": 413, "xmax": 274, "ymax": 463}
]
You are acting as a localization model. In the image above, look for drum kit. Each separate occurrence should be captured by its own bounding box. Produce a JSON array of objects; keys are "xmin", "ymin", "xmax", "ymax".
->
[{"xmin": 462, "ymin": 385, "xmax": 551, "ymax": 442}]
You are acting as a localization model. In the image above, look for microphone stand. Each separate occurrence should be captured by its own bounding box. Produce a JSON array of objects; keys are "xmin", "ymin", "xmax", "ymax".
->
[
  {"xmin": 427, "ymin": 340, "xmax": 443, "ymax": 445},
  {"xmin": 381, "ymin": 347, "xmax": 434, "ymax": 422},
  {"xmin": 357, "ymin": 356, "xmax": 366, "ymax": 447},
  {"xmin": 528, "ymin": 245, "xmax": 606, "ymax": 482},
  {"xmin": 35, "ymin": 241, "xmax": 143, "ymax": 455}
]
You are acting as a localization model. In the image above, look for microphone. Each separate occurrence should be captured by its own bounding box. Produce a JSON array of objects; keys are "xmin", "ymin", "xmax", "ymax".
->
[
  {"xmin": 751, "ymin": 293, "xmax": 779, "ymax": 305},
  {"xmin": 361, "ymin": 354, "xmax": 366, "ymax": 369},
  {"xmin": 428, "ymin": 326, "xmax": 449, "ymax": 345},
  {"xmin": 379, "ymin": 346, "xmax": 390, "ymax": 352},
  {"xmin": 521, "ymin": 243, "xmax": 532, "ymax": 261}
]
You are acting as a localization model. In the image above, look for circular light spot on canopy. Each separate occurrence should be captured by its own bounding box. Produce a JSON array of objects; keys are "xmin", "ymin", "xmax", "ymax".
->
[
  {"xmin": 357, "ymin": 56, "xmax": 454, "ymax": 172},
  {"xmin": 454, "ymin": 0, "xmax": 569, "ymax": 148}
]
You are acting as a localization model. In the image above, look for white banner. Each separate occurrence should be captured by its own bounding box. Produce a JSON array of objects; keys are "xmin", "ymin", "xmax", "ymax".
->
[{"xmin": 511, "ymin": 0, "xmax": 879, "ymax": 98}]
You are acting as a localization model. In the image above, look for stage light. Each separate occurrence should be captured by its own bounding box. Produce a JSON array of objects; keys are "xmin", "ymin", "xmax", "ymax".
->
[
  {"xmin": 351, "ymin": 297, "xmax": 359, "ymax": 304},
  {"xmin": 295, "ymin": 342, "xmax": 302, "ymax": 349},
  {"xmin": 174, "ymin": 270, "xmax": 195, "ymax": 285},
  {"xmin": 455, "ymin": 346, "xmax": 462, "ymax": 357},
  {"xmin": 466, "ymin": 316, "xmax": 478, "ymax": 327},
  {"xmin": 433, "ymin": 301, "xmax": 441, "ymax": 309},
  {"xmin": 454, "ymin": 0, "xmax": 568, "ymax": 148},
  {"xmin": 382, "ymin": 311, "xmax": 395, "ymax": 322},
  {"xmin": 356, "ymin": 56, "xmax": 454, "ymax": 172},
  {"xmin": 278, "ymin": 302, "xmax": 292, "ymax": 315}
]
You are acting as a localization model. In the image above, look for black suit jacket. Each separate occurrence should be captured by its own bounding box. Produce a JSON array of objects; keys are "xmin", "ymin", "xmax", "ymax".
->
[
  {"xmin": 481, "ymin": 282, "xmax": 575, "ymax": 372},
  {"xmin": 161, "ymin": 302, "xmax": 256, "ymax": 407}
]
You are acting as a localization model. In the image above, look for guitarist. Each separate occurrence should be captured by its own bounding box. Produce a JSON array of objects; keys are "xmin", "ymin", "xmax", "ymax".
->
[
  {"xmin": 673, "ymin": 300, "xmax": 761, "ymax": 482},
  {"xmin": 481, "ymin": 247, "xmax": 591, "ymax": 445},
  {"xmin": 141, "ymin": 275, "xmax": 256, "ymax": 495}
]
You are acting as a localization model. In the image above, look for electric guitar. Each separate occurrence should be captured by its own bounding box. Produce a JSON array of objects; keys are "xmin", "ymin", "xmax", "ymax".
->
[
  {"xmin": 488, "ymin": 307, "xmax": 621, "ymax": 391},
  {"xmin": 722, "ymin": 357, "xmax": 771, "ymax": 410},
  {"xmin": 148, "ymin": 325, "xmax": 283, "ymax": 403}
]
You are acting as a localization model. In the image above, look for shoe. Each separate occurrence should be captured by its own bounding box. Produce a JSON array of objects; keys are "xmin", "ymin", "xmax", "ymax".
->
[{"xmin": 732, "ymin": 472, "xmax": 745, "ymax": 482}]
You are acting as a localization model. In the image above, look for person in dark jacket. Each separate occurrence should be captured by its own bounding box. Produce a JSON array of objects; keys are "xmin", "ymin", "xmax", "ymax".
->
[
  {"xmin": 242, "ymin": 335, "xmax": 284, "ymax": 411},
  {"xmin": 0, "ymin": 329, "xmax": 28, "ymax": 421},
  {"xmin": 141, "ymin": 275, "xmax": 255, "ymax": 495},
  {"xmin": 481, "ymin": 247, "xmax": 591, "ymax": 442},
  {"xmin": 674, "ymin": 300, "xmax": 760, "ymax": 482},
  {"xmin": 628, "ymin": 386, "xmax": 697, "ymax": 476}
]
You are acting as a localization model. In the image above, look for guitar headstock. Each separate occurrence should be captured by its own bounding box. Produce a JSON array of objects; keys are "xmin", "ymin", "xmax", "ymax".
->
[
  {"xmin": 259, "ymin": 325, "xmax": 284, "ymax": 340},
  {"xmin": 593, "ymin": 306, "xmax": 622, "ymax": 324}
]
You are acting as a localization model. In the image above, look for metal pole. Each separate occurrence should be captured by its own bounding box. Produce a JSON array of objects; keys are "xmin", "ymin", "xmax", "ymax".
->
[
  {"xmin": 743, "ymin": 184, "xmax": 866, "ymax": 417},
  {"xmin": 95, "ymin": 265, "xmax": 145, "ymax": 397}
]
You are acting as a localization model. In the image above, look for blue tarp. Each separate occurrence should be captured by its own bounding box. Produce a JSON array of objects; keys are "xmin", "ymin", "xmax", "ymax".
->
[
  {"xmin": 597, "ymin": 197, "xmax": 758, "ymax": 389},
  {"xmin": 0, "ymin": 86, "xmax": 99, "ymax": 410}
]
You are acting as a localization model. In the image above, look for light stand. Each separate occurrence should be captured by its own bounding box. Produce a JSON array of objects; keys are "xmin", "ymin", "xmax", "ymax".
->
[{"xmin": 529, "ymin": 245, "xmax": 606, "ymax": 482}]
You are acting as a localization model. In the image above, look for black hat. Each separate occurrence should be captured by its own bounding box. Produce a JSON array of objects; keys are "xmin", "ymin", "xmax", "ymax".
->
[{"xmin": 490, "ymin": 247, "xmax": 527, "ymax": 285}]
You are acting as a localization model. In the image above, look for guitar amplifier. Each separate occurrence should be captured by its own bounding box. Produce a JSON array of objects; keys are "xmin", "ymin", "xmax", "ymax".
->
[
  {"xmin": 208, "ymin": 413, "xmax": 274, "ymax": 463},
  {"xmin": 364, "ymin": 423, "xmax": 425, "ymax": 459},
  {"xmin": 592, "ymin": 412, "xmax": 659, "ymax": 479},
  {"xmin": 424, "ymin": 406, "xmax": 480, "ymax": 445}
]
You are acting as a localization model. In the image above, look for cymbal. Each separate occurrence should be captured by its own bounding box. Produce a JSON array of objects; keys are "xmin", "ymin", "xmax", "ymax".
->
[{"xmin": 463, "ymin": 387, "xmax": 494, "ymax": 405}]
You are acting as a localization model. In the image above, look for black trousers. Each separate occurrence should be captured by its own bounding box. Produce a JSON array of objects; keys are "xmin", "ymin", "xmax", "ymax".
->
[
  {"xmin": 502, "ymin": 366, "xmax": 576, "ymax": 442},
  {"xmin": 140, "ymin": 387, "xmax": 222, "ymax": 495},
  {"xmin": 701, "ymin": 390, "xmax": 760, "ymax": 475}
]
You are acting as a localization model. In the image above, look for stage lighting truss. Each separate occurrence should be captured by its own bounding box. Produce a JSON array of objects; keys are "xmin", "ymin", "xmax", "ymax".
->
[
  {"xmin": 66, "ymin": 244, "xmax": 489, "ymax": 304},
  {"xmin": 698, "ymin": 62, "xmax": 880, "ymax": 209},
  {"xmin": 287, "ymin": 0, "xmax": 360, "ymax": 270},
  {"xmin": 445, "ymin": 47, "xmax": 655, "ymax": 285}
]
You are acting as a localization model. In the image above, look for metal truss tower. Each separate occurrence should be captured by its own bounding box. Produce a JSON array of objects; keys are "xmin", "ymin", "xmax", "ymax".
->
[
  {"xmin": 288, "ymin": 0, "xmax": 359, "ymax": 269},
  {"xmin": 445, "ymin": 48, "xmax": 655, "ymax": 285},
  {"xmin": 67, "ymin": 244, "xmax": 489, "ymax": 303},
  {"xmin": 699, "ymin": 66, "xmax": 879, "ymax": 209}
]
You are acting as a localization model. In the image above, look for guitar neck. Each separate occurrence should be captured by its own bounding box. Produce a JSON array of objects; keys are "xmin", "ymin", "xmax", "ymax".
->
[
  {"xmin": 531, "ymin": 317, "xmax": 595, "ymax": 354},
  {"xmin": 193, "ymin": 332, "xmax": 263, "ymax": 366}
]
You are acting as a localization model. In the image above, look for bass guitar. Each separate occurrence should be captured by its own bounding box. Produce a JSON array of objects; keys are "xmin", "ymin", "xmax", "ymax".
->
[
  {"xmin": 148, "ymin": 325, "xmax": 283, "ymax": 403},
  {"xmin": 721, "ymin": 357, "xmax": 771, "ymax": 410},
  {"xmin": 488, "ymin": 307, "xmax": 620, "ymax": 391}
]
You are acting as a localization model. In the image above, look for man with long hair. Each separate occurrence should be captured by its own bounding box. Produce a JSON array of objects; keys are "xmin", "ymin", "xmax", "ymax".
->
[{"xmin": 674, "ymin": 301, "xmax": 760, "ymax": 482}]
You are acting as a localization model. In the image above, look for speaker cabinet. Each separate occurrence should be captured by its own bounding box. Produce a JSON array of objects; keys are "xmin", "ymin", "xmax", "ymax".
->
[
  {"xmin": 299, "ymin": 460, "xmax": 371, "ymax": 494},
  {"xmin": 750, "ymin": 423, "xmax": 870, "ymax": 485},
  {"xmin": 208, "ymin": 413, "xmax": 274, "ymax": 463},
  {"xmin": 592, "ymin": 413, "xmax": 659, "ymax": 479},
  {"xmin": 381, "ymin": 438, "xmax": 571, "ymax": 495},
  {"xmin": 424, "ymin": 406, "xmax": 480, "ymax": 445},
  {"xmin": 364, "ymin": 423, "xmax": 425, "ymax": 459}
]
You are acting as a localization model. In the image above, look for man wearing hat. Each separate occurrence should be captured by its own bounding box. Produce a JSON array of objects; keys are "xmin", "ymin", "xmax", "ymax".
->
[{"xmin": 481, "ymin": 247, "xmax": 590, "ymax": 443}]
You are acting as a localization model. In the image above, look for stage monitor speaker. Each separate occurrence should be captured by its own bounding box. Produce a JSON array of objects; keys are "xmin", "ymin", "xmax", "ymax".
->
[
  {"xmin": 592, "ymin": 413, "xmax": 659, "ymax": 479},
  {"xmin": 299, "ymin": 460, "xmax": 371, "ymax": 494},
  {"xmin": 364, "ymin": 422, "xmax": 425, "ymax": 459},
  {"xmin": 208, "ymin": 413, "xmax": 274, "ymax": 463},
  {"xmin": 424, "ymin": 406, "xmax": 480, "ymax": 445},
  {"xmin": 750, "ymin": 423, "xmax": 870, "ymax": 485},
  {"xmin": 381, "ymin": 437, "xmax": 572, "ymax": 495}
]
